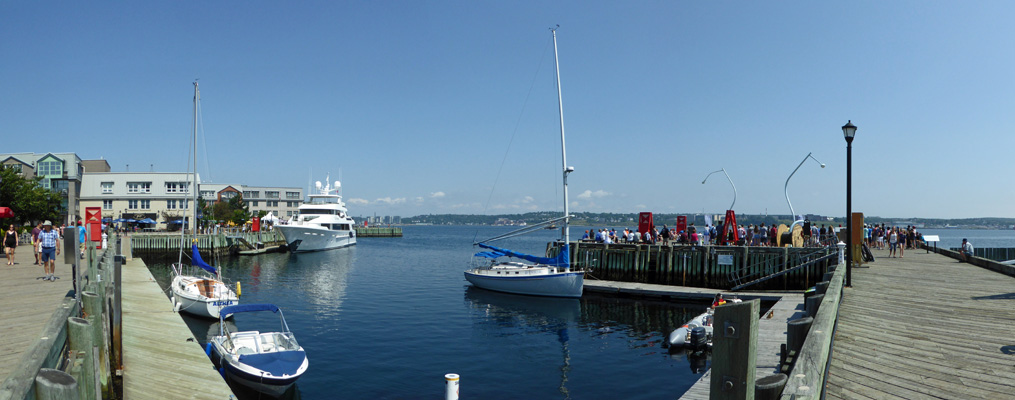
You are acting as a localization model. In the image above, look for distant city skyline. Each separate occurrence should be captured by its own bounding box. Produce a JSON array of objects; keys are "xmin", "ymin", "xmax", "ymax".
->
[{"xmin": 3, "ymin": 2, "xmax": 1014, "ymax": 219}]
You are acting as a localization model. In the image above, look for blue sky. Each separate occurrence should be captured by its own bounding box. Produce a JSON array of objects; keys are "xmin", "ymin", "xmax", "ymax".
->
[{"xmin": 3, "ymin": 1, "xmax": 1014, "ymax": 219}]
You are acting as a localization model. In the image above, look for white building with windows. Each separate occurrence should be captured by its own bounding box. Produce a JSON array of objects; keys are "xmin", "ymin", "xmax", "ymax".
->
[
  {"xmin": 79, "ymin": 172, "xmax": 197, "ymax": 226},
  {"xmin": 199, "ymin": 184, "xmax": 303, "ymax": 219}
]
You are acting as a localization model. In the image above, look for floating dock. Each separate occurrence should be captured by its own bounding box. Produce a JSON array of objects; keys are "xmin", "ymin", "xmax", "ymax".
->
[{"xmin": 121, "ymin": 256, "xmax": 234, "ymax": 399}]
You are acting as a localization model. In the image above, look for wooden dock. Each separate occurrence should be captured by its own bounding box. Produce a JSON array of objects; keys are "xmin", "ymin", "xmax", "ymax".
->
[
  {"xmin": 120, "ymin": 256, "xmax": 234, "ymax": 399},
  {"xmin": 824, "ymin": 247, "xmax": 1015, "ymax": 399},
  {"xmin": 678, "ymin": 294, "xmax": 806, "ymax": 399},
  {"xmin": 0, "ymin": 243, "xmax": 76, "ymax": 400}
]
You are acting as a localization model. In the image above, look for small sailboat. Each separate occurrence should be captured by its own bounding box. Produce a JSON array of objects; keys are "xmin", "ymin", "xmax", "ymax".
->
[
  {"xmin": 464, "ymin": 27, "xmax": 584, "ymax": 298},
  {"xmin": 206, "ymin": 304, "xmax": 308, "ymax": 397},
  {"xmin": 171, "ymin": 81, "xmax": 239, "ymax": 319}
]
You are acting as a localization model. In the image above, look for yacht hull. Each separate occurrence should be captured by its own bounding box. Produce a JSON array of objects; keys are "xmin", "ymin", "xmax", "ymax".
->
[{"xmin": 276, "ymin": 225, "xmax": 356, "ymax": 253}]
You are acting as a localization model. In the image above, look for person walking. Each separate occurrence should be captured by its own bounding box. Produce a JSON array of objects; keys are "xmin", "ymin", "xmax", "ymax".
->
[
  {"xmin": 5, "ymin": 224, "xmax": 19, "ymax": 265},
  {"xmin": 888, "ymin": 228, "xmax": 898, "ymax": 257},
  {"xmin": 31, "ymin": 223, "xmax": 42, "ymax": 265},
  {"xmin": 38, "ymin": 221, "xmax": 61, "ymax": 281}
]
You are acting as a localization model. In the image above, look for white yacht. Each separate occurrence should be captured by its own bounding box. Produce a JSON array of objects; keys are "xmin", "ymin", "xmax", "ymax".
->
[{"xmin": 276, "ymin": 178, "xmax": 357, "ymax": 253}]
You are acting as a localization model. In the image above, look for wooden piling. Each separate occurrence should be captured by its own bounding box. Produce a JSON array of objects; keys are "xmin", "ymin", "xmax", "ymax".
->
[
  {"xmin": 710, "ymin": 298, "xmax": 760, "ymax": 400},
  {"xmin": 33, "ymin": 368, "xmax": 78, "ymax": 400},
  {"xmin": 67, "ymin": 317, "xmax": 97, "ymax": 400}
]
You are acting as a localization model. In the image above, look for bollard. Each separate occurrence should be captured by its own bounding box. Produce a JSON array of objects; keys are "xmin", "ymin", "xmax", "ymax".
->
[
  {"xmin": 786, "ymin": 316, "xmax": 813, "ymax": 355},
  {"xmin": 814, "ymin": 281, "xmax": 829, "ymax": 296},
  {"xmin": 755, "ymin": 373, "xmax": 788, "ymax": 400},
  {"xmin": 67, "ymin": 317, "xmax": 97, "ymax": 400},
  {"xmin": 823, "ymin": 271, "xmax": 834, "ymax": 282},
  {"xmin": 34, "ymin": 368, "xmax": 78, "ymax": 400},
  {"xmin": 805, "ymin": 293, "xmax": 824, "ymax": 317},
  {"xmin": 445, "ymin": 373, "xmax": 459, "ymax": 400}
]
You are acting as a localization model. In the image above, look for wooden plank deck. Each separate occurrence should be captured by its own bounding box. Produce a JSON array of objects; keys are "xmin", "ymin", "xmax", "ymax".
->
[
  {"xmin": 0, "ymin": 243, "xmax": 75, "ymax": 398},
  {"xmin": 121, "ymin": 256, "xmax": 234, "ymax": 399},
  {"xmin": 679, "ymin": 294, "xmax": 806, "ymax": 399},
  {"xmin": 825, "ymin": 247, "xmax": 1015, "ymax": 399}
]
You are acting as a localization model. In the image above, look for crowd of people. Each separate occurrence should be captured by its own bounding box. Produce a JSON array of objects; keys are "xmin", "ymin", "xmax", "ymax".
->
[
  {"xmin": 862, "ymin": 224, "xmax": 924, "ymax": 258},
  {"xmin": 578, "ymin": 220, "xmax": 842, "ymax": 247}
]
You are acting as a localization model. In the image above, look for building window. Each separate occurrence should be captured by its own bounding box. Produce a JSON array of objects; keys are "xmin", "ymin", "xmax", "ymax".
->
[
  {"xmin": 166, "ymin": 182, "xmax": 190, "ymax": 193},
  {"xmin": 221, "ymin": 191, "xmax": 238, "ymax": 200},
  {"xmin": 266, "ymin": 191, "xmax": 279, "ymax": 199},
  {"xmin": 250, "ymin": 201, "xmax": 259, "ymax": 207},
  {"xmin": 287, "ymin": 211, "xmax": 294, "ymax": 217},
  {"xmin": 128, "ymin": 200, "xmax": 138, "ymax": 210},
  {"xmin": 287, "ymin": 201, "xmax": 298, "ymax": 207},
  {"xmin": 286, "ymin": 191, "xmax": 300, "ymax": 199},
  {"xmin": 102, "ymin": 200, "xmax": 113, "ymax": 210},
  {"xmin": 127, "ymin": 182, "xmax": 151, "ymax": 194},
  {"xmin": 243, "ymin": 190, "xmax": 260, "ymax": 199},
  {"xmin": 101, "ymin": 182, "xmax": 113, "ymax": 194},
  {"xmin": 167, "ymin": 200, "xmax": 177, "ymax": 210},
  {"xmin": 3, "ymin": 164, "xmax": 23, "ymax": 173},
  {"xmin": 267, "ymin": 200, "xmax": 279, "ymax": 207},
  {"xmin": 140, "ymin": 200, "xmax": 150, "ymax": 209},
  {"xmin": 200, "ymin": 190, "xmax": 215, "ymax": 198},
  {"xmin": 37, "ymin": 160, "xmax": 62, "ymax": 177}
]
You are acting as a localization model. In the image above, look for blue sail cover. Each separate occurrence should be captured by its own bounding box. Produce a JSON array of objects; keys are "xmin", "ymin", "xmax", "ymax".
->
[
  {"xmin": 221, "ymin": 303, "xmax": 279, "ymax": 316},
  {"xmin": 476, "ymin": 242, "xmax": 570, "ymax": 268},
  {"xmin": 191, "ymin": 244, "xmax": 218, "ymax": 275}
]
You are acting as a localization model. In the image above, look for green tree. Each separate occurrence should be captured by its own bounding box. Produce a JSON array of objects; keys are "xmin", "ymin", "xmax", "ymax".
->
[{"xmin": 0, "ymin": 166, "xmax": 62, "ymax": 227}]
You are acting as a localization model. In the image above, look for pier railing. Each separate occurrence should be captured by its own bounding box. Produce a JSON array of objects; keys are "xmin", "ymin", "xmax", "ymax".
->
[
  {"xmin": 129, "ymin": 231, "xmax": 285, "ymax": 259},
  {"xmin": 548, "ymin": 241, "xmax": 837, "ymax": 290}
]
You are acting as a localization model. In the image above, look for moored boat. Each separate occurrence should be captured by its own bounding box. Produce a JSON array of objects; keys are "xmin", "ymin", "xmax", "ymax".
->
[
  {"xmin": 276, "ymin": 177, "xmax": 356, "ymax": 253},
  {"xmin": 207, "ymin": 304, "xmax": 308, "ymax": 397}
]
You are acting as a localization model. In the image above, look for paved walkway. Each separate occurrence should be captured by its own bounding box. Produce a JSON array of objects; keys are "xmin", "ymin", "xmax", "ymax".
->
[{"xmin": 825, "ymin": 247, "xmax": 1015, "ymax": 399}]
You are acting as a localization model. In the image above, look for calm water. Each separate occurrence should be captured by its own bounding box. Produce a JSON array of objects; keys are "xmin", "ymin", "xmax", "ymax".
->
[
  {"xmin": 149, "ymin": 225, "xmax": 712, "ymax": 399},
  {"xmin": 917, "ymin": 228, "xmax": 1015, "ymax": 249}
]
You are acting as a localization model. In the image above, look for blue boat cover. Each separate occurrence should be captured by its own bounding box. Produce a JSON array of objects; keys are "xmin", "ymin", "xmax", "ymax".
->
[
  {"xmin": 221, "ymin": 304, "xmax": 279, "ymax": 316},
  {"xmin": 476, "ymin": 243, "xmax": 570, "ymax": 268},
  {"xmin": 191, "ymin": 244, "xmax": 218, "ymax": 275},
  {"xmin": 237, "ymin": 350, "xmax": 306, "ymax": 377}
]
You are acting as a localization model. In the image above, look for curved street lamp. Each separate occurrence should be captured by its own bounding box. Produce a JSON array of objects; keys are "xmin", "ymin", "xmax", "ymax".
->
[
  {"xmin": 784, "ymin": 152, "xmax": 825, "ymax": 220},
  {"xmin": 702, "ymin": 168, "xmax": 737, "ymax": 211}
]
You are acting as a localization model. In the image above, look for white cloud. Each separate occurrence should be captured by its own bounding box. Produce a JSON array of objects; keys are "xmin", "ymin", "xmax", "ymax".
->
[
  {"xmin": 414, "ymin": 197, "xmax": 424, "ymax": 203},
  {"xmin": 577, "ymin": 189, "xmax": 611, "ymax": 199},
  {"xmin": 430, "ymin": 191, "xmax": 446, "ymax": 198},
  {"xmin": 520, "ymin": 196, "xmax": 534, "ymax": 203},
  {"xmin": 348, "ymin": 198, "xmax": 369, "ymax": 205},
  {"xmin": 374, "ymin": 197, "xmax": 406, "ymax": 205}
]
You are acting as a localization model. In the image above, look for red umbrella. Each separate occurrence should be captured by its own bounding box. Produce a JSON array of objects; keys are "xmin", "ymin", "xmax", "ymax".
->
[{"xmin": 0, "ymin": 207, "xmax": 13, "ymax": 218}]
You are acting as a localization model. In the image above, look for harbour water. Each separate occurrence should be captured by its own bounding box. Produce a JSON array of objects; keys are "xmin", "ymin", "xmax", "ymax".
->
[
  {"xmin": 148, "ymin": 225, "xmax": 712, "ymax": 399},
  {"xmin": 917, "ymin": 228, "xmax": 1015, "ymax": 249}
]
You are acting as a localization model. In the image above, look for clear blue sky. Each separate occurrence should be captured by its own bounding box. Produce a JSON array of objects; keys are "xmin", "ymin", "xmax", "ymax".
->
[{"xmin": 3, "ymin": 1, "xmax": 1013, "ymax": 219}]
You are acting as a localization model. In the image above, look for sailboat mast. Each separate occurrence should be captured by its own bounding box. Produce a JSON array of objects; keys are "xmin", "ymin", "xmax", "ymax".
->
[
  {"xmin": 551, "ymin": 27, "xmax": 571, "ymax": 255},
  {"xmin": 192, "ymin": 81, "xmax": 200, "ymax": 238}
]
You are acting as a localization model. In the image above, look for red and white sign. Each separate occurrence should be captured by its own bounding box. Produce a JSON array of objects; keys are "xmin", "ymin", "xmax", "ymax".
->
[{"xmin": 85, "ymin": 207, "xmax": 102, "ymax": 248}]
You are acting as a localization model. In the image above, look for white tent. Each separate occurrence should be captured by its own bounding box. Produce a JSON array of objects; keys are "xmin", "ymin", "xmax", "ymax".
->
[{"xmin": 260, "ymin": 212, "xmax": 281, "ymax": 224}]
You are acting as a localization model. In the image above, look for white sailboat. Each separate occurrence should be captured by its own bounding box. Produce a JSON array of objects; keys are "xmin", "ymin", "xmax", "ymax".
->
[
  {"xmin": 464, "ymin": 27, "xmax": 584, "ymax": 298},
  {"xmin": 171, "ymin": 81, "xmax": 239, "ymax": 319}
]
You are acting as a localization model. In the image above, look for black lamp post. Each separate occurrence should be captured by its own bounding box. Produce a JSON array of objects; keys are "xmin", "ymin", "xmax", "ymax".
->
[{"xmin": 842, "ymin": 120, "xmax": 857, "ymax": 287}]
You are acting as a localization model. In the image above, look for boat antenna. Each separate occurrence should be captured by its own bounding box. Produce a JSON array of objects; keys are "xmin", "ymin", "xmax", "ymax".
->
[{"xmin": 551, "ymin": 25, "xmax": 573, "ymax": 271}]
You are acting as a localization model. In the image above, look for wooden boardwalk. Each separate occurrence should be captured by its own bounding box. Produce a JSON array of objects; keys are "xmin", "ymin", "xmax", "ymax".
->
[
  {"xmin": 0, "ymin": 243, "xmax": 75, "ymax": 398},
  {"xmin": 825, "ymin": 247, "xmax": 1015, "ymax": 399},
  {"xmin": 121, "ymin": 256, "xmax": 234, "ymax": 399}
]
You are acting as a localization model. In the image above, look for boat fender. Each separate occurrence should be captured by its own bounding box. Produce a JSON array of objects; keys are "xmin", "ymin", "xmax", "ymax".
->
[
  {"xmin": 236, "ymin": 282, "xmax": 242, "ymax": 297},
  {"xmin": 173, "ymin": 300, "xmax": 181, "ymax": 313},
  {"xmin": 218, "ymin": 367, "xmax": 225, "ymax": 379},
  {"xmin": 205, "ymin": 342, "xmax": 212, "ymax": 356}
]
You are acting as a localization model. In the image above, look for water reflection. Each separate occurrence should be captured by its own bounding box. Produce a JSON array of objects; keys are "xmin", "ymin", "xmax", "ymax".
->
[{"xmin": 465, "ymin": 288, "xmax": 579, "ymax": 398}]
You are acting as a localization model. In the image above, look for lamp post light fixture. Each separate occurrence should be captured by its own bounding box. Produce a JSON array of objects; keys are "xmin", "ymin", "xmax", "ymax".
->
[
  {"xmin": 843, "ymin": 120, "xmax": 857, "ymax": 288},
  {"xmin": 702, "ymin": 168, "xmax": 737, "ymax": 211},
  {"xmin": 784, "ymin": 152, "xmax": 825, "ymax": 222}
]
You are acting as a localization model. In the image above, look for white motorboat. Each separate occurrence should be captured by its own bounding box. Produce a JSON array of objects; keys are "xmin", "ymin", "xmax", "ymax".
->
[
  {"xmin": 276, "ymin": 177, "xmax": 356, "ymax": 253},
  {"xmin": 667, "ymin": 295, "xmax": 742, "ymax": 349},
  {"xmin": 207, "ymin": 304, "xmax": 308, "ymax": 397},
  {"xmin": 171, "ymin": 81, "xmax": 239, "ymax": 319},
  {"xmin": 464, "ymin": 27, "xmax": 584, "ymax": 298}
]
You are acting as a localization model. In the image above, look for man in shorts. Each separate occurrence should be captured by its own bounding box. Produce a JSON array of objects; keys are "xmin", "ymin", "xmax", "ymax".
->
[
  {"xmin": 38, "ymin": 221, "xmax": 61, "ymax": 281},
  {"xmin": 960, "ymin": 238, "xmax": 973, "ymax": 263}
]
